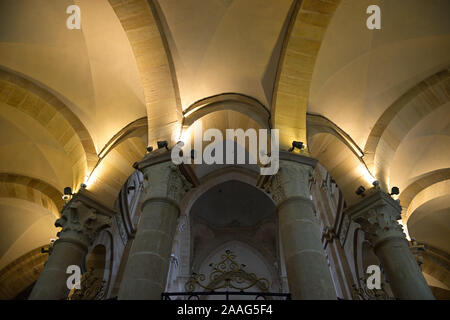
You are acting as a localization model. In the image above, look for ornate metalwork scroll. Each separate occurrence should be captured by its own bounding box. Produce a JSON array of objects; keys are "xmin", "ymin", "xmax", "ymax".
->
[
  {"xmin": 185, "ymin": 250, "xmax": 269, "ymax": 292},
  {"xmin": 68, "ymin": 268, "xmax": 106, "ymax": 300},
  {"xmin": 351, "ymin": 277, "xmax": 393, "ymax": 300}
]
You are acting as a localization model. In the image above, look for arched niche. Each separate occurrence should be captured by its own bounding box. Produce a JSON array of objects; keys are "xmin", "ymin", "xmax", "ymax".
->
[
  {"xmin": 73, "ymin": 230, "xmax": 114, "ymax": 300},
  {"xmin": 193, "ymin": 241, "xmax": 280, "ymax": 300}
]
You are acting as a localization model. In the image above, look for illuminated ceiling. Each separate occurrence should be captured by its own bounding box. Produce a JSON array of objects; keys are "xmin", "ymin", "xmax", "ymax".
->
[
  {"xmin": 0, "ymin": 0, "xmax": 448, "ymax": 294},
  {"xmin": 156, "ymin": 0, "xmax": 293, "ymax": 109}
]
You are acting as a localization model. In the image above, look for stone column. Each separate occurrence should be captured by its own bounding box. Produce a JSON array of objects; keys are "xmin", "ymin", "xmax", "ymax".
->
[
  {"xmin": 347, "ymin": 189, "xmax": 434, "ymax": 300},
  {"xmin": 264, "ymin": 155, "xmax": 337, "ymax": 300},
  {"xmin": 118, "ymin": 154, "xmax": 191, "ymax": 300},
  {"xmin": 29, "ymin": 198, "xmax": 111, "ymax": 300}
]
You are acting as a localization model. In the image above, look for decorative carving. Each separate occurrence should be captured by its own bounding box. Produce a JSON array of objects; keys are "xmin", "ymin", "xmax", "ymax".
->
[
  {"xmin": 167, "ymin": 165, "xmax": 192, "ymax": 203},
  {"xmin": 352, "ymin": 277, "xmax": 393, "ymax": 300},
  {"xmin": 185, "ymin": 250, "xmax": 269, "ymax": 292},
  {"xmin": 114, "ymin": 213, "xmax": 128, "ymax": 245},
  {"xmin": 346, "ymin": 190, "xmax": 404, "ymax": 247},
  {"xmin": 263, "ymin": 161, "xmax": 313, "ymax": 205},
  {"xmin": 354, "ymin": 207, "xmax": 404, "ymax": 245},
  {"xmin": 55, "ymin": 203, "xmax": 112, "ymax": 246},
  {"xmin": 142, "ymin": 162, "xmax": 193, "ymax": 205},
  {"xmin": 263, "ymin": 170, "xmax": 286, "ymax": 206},
  {"xmin": 339, "ymin": 214, "xmax": 350, "ymax": 246},
  {"xmin": 68, "ymin": 268, "xmax": 105, "ymax": 300}
]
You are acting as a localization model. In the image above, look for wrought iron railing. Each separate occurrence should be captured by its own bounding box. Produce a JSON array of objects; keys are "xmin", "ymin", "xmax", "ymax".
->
[
  {"xmin": 161, "ymin": 291, "xmax": 291, "ymax": 300},
  {"xmin": 162, "ymin": 249, "xmax": 291, "ymax": 300}
]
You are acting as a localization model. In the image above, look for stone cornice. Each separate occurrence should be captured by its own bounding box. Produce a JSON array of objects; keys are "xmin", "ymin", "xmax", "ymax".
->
[
  {"xmin": 345, "ymin": 189, "xmax": 402, "ymax": 221},
  {"xmin": 257, "ymin": 152, "xmax": 317, "ymax": 188},
  {"xmin": 56, "ymin": 199, "xmax": 112, "ymax": 247},
  {"xmin": 345, "ymin": 189, "xmax": 405, "ymax": 248},
  {"xmin": 66, "ymin": 189, "xmax": 116, "ymax": 217},
  {"xmin": 279, "ymin": 151, "xmax": 318, "ymax": 168},
  {"xmin": 134, "ymin": 149, "xmax": 173, "ymax": 171}
]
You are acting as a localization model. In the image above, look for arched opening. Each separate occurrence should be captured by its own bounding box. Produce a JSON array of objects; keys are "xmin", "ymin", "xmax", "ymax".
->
[
  {"xmin": 86, "ymin": 245, "xmax": 107, "ymax": 279},
  {"xmin": 68, "ymin": 244, "xmax": 107, "ymax": 300},
  {"xmin": 164, "ymin": 172, "xmax": 288, "ymax": 300}
]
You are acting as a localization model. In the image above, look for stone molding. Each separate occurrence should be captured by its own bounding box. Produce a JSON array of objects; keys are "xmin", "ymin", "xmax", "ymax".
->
[
  {"xmin": 263, "ymin": 158, "xmax": 314, "ymax": 207},
  {"xmin": 346, "ymin": 189, "xmax": 405, "ymax": 248},
  {"xmin": 139, "ymin": 157, "xmax": 193, "ymax": 213},
  {"xmin": 55, "ymin": 193, "xmax": 113, "ymax": 248}
]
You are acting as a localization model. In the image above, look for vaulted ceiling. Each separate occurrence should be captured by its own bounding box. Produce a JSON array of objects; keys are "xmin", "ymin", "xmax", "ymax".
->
[{"xmin": 0, "ymin": 0, "xmax": 449, "ymax": 297}]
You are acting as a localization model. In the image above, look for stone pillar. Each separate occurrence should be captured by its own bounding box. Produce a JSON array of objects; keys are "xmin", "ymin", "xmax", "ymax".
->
[
  {"xmin": 264, "ymin": 155, "xmax": 337, "ymax": 300},
  {"xmin": 118, "ymin": 154, "xmax": 191, "ymax": 300},
  {"xmin": 347, "ymin": 189, "xmax": 434, "ymax": 300},
  {"xmin": 29, "ymin": 198, "xmax": 112, "ymax": 300}
]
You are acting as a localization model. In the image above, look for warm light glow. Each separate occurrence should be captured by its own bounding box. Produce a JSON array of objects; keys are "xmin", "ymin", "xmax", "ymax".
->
[
  {"xmin": 354, "ymin": 147, "xmax": 364, "ymax": 158},
  {"xmin": 84, "ymin": 171, "xmax": 98, "ymax": 189},
  {"xmin": 358, "ymin": 163, "xmax": 376, "ymax": 185},
  {"xmin": 398, "ymin": 219, "xmax": 411, "ymax": 241},
  {"xmin": 183, "ymin": 106, "xmax": 200, "ymax": 118},
  {"xmin": 179, "ymin": 125, "xmax": 193, "ymax": 144}
]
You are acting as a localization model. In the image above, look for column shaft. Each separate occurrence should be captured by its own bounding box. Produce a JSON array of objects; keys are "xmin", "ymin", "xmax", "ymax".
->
[
  {"xmin": 28, "ymin": 194, "xmax": 112, "ymax": 300},
  {"xmin": 278, "ymin": 197, "xmax": 337, "ymax": 300},
  {"xmin": 265, "ymin": 156, "xmax": 337, "ymax": 300},
  {"xmin": 375, "ymin": 238, "xmax": 434, "ymax": 299},
  {"xmin": 118, "ymin": 199, "xmax": 179, "ymax": 300},
  {"xmin": 29, "ymin": 239, "xmax": 87, "ymax": 300},
  {"xmin": 347, "ymin": 189, "xmax": 435, "ymax": 300}
]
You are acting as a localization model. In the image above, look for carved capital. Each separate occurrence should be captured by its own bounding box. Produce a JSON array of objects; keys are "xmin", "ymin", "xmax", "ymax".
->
[
  {"xmin": 263, "ymin": 160, "xmax": 313, "ymax": 206},
  {"xmin": 55, "ymin": 201, "xmax": 112, "ymax": 247},
  {"xmin": 346, "ymin": 189, "xmax": 405, "ymax": 248},
  {"xmin": 142, "ymin": 161, "xmax": 193, "ymax": 206}
]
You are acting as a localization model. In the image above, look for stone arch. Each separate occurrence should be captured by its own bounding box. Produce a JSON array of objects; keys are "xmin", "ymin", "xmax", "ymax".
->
[
  {"xmin": 183, "ymin": 170, "xmax": 279, "ymax": 296},
  {"xmin": 0, "ymin": 245, "xmax": 48, "ymax": 300},
  {"xmin": 405, "ymin": 181, "xmax": 450, "ymax": 252},
  {"xmin": 364, "ymin": 68, "xmax": 450, "ymax": 187},
  {"xmin": 307, "ymin": 113, "xmax": 364, "ymax": 159},
  {"xmin": 85, "ymin": 230, "xmax": 114, "ymax": 299},
  {"xmin": 116, "ymin": 170, "xmax": 145, "ymax": 238},
  {"xmin": 420, "ymin": 244, "xmax": 450, "ymax": 292},
  {"xmin": 178, "ymin": 105, "xmax": 275, "ymax": 174},
  {"xmin": 0, "ymin": 68, "xmax": 97, "ymax": 189},
  {"xmin": 399, "ymin": 168, "xmax": 450, "ymax": 218},
  {"xmin": 181, "ymin": 166, "xmax": 271, "ymax": 218},
  {"xmin": 108, "ymin": 0, "xmax": 182, "ymax": 148},
  {"xmin": 308, "ymin": 131, "xmax": 374, "ymax": 205},
  {"xmin": 0, "ymin": 173, "xmax": 63, "ymax": 213},
  {"xmin": 86, "ymin": 245, "xmax": 107, "ymax": 276},
  {"xmin": 182, "ymin": 93, "xmax": 271, "ymax": 130},
  {"xmin": 83, "ymin": 120, "xmax": 147, "ymax": 209},
  {"xmin": 272, "ymin": 0, "xmax": 342, "ymax": 149}
]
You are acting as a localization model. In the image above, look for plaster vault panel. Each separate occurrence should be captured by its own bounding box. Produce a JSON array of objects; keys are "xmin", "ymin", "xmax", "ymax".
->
[
  {"xmin": 156, "ymin": 0, "xmax": 293, "ymax": 109},
  {"xmin": 0, "ymin": 0, "xmax": 146, "ymax": 151},
  {"xmin": 309, "ymin": 0, "xmax": 450, "ymax": 149}
]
